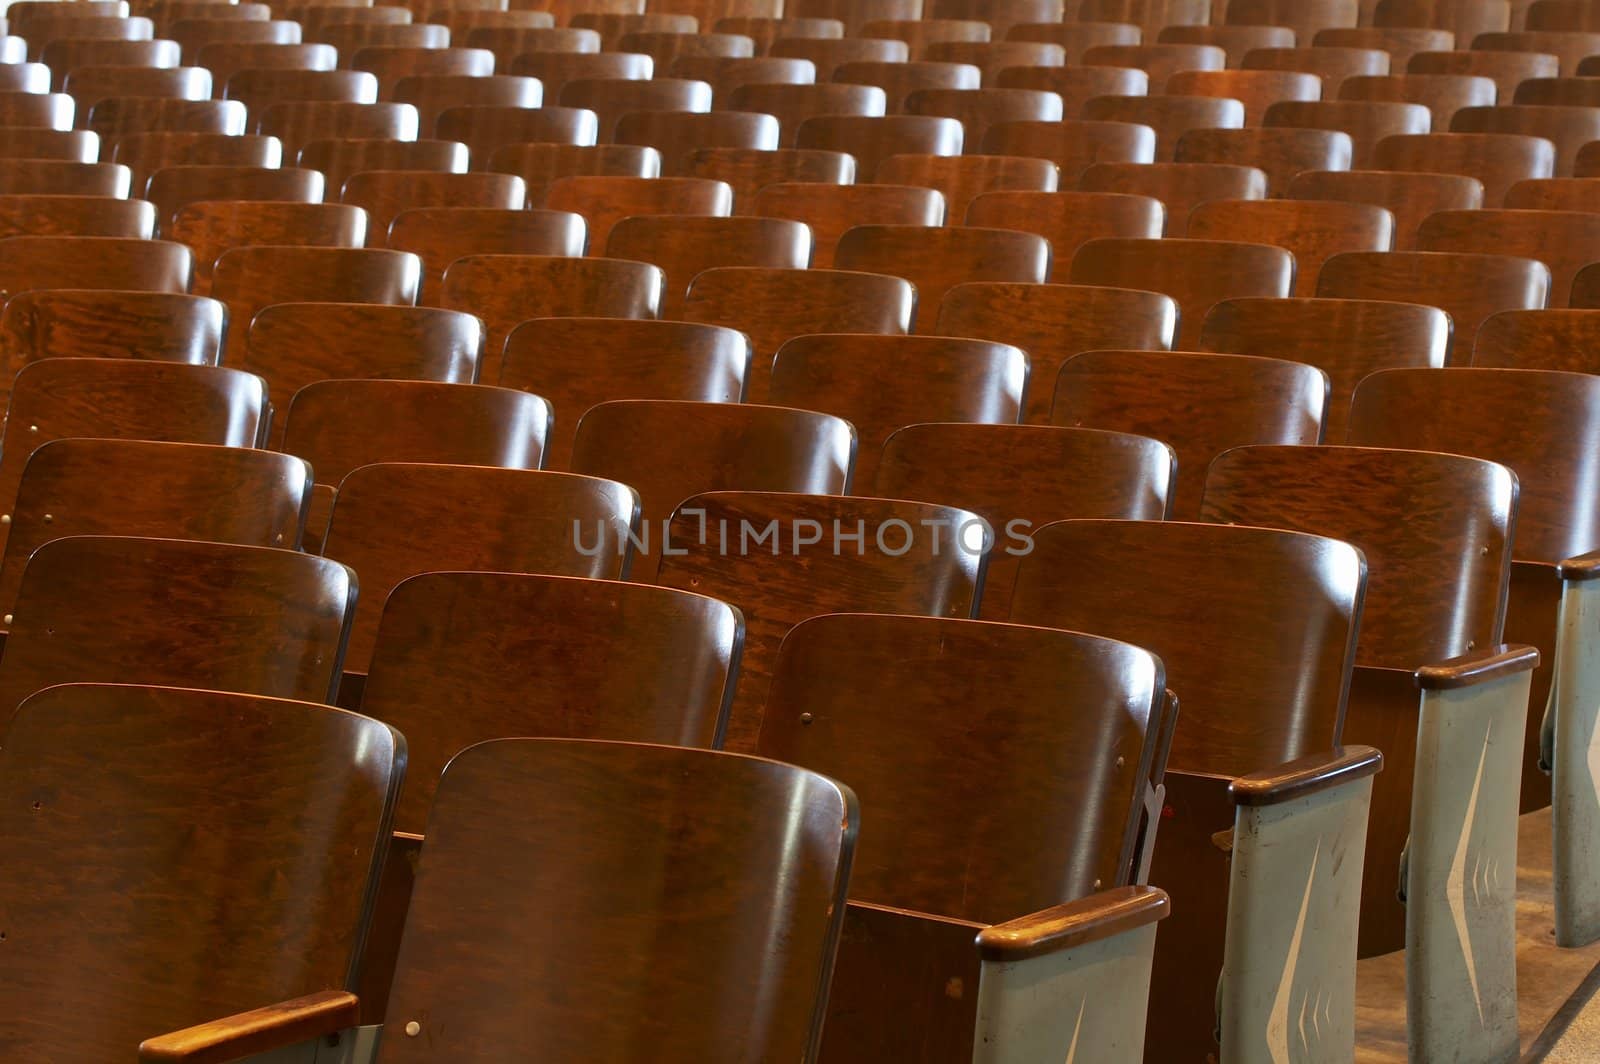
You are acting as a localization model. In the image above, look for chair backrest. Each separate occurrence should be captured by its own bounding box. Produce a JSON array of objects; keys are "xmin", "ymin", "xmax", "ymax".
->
[
  {"xmin": 281, "ymin": 379, "xmax": 550, "ymax": 489},
  {"xmin": 1473, "ymin": 307, "xmax": 1600, "ymax": 371},
  {"xmin": 613, "ymin": 110, "xmax": 780, "ymax": 176},
  {"xmin": 1079, "ymin": 160, "xmax": 1268, "ymax": 236},
  {"xmin": 558, "ymin": 76, "xmax": 712, "ymax": 141},
  {"xmin": 0, "ymin": 536, "xmax": 356, "ymax": 712},
  {"xmin": 750, "ymin": 181, "xmax": 942, "ymax": 268},
  {"xmin": 980, "ymin": 115, "xmax": 1155, "ymax": 183},
  {"xmin": 88, "ymin": 97, "xmax": 246, "ymax": 139},
  {"xmin": 0, "ymin": 194, "xmax": 153, "ymax": 240},
  {"xmin": 145, "ymin": 164, "xmax": 322, "ymax": 232},
  {"xmin": 1159, "ymin": 23, "xmax": 1294, "ymax": 66},
  {"xmin": 171, "ymin": 201, "xmax": 368, "ymax": 292},
  {"xmin": 1348, "ymin": 367, "xmax": 1600, "ymax": 563},
  {"xmin": 436, "ymin": 104, "xmax": 598, "ymax": 166},
  {"xmin": 770, "ymin": 34, "xmax": 909, "ymax": 79},
  {"xmin": 1053, "ymin": 349, "xmax": 1328, "ymax": 518},
  {"xmin": 0, "ymin": 682, "xmax": 400, "ymax": 1061},
  {"xmin": 1505, "ymin": 176, "xmax": 1600, "ymax": 211},
  {"xmin": 299, "ymin": 138, "xmax": 465, "ymax": 196},
  {"xmin": 1174, "ymin": 126, "xmax": 1353, "ymax": 197},
  {"xmin": 0, "ymin": 158, "xmax": 129, "ymax": 197},
  {"xmin": 1082, "ymin": 92, "xmax": 1245, "ymax": 160},
  {"xmin": 768, "ymin": 333, "xmax": 1026, "ymax": 493},
  {"xmin": 543, "ymin": 173, "xmax": 731, "ymax": 253},
  {"xmin": 257, "ymin": 100, "xmax": 420, "ymax": 159},
  {"xmin": 0, "ymin": 438, "xmax": 309, "ymax": 620},
  {"xmin": 0, "ymin": 128, "xmax": 98, "ymax": 163},
  {"xmin": 378, "ymin": 737, "xmax": 855, "ymax": 1063},
  {"xmin": 680, "ymin": 147, "xmax": 853, "ymax": 208},
  {"xmin": 904, "ymin": 85, "xmax": 1064, "ymax": 147},
  {"xmin": 388, "ymin": 206, "xmax": 586, "ymax": 304},
  {"xmin": 1408, "ymin": 46, "xmax": 1554, "ymax": 101},
  {"xmin": 1340, "ymin": 70, "xmax": 1495, "ymax": 130},
  {"xmin": 1450, "ymin": 102, "xmax": 1600, "ymax": 176},
  {"xmin": 323, "ymin": 462, "xmax": 638, "ymax": 673},
  {"xmin": 507, "ymin": 49, "xmax": 651, "ymax": 100},
  {"xmin": 1167, "ymin": 67, "xmax": 1324, "ymax": 126},
  {"xmin": 1417, "ymin": 207, "xmax": 1600, "ymax": 307},
  {"xmin": 1200, "ymin": 296, "xmax": 1448, "ymax": 436},
  {"xmin": 605, "ymin": 214, "xmax": 811, "ymax": 317},
  {"xmin": 1472, "ymin": 30, "xmax": 1600, "ymax": 77},
  {"xmin": 937, "ymin": 281, "xmax": 1177, "ymax": 423},
  {"xmin": 113, "ymin": 130, "xmax": 283, "ymax": 199},
  {"xmin": 831, "ymin": 59, "xmax": 971, "ymax": 115},
  {"xmin": 201, "ymin": 42, "xmax": 339, "ymax": 87},
  {"xmin": 1373, "ymin": 129, "xmax": 1555, "ymax": 204},
  {"xmin": 835, "ymin": 224, "xmax": 1049, "ymax": 333},
  {"xmin": 879, "ymin": 424, "xmax": 1174, "ymax": 618},
  {"xmin": 761, "ymin": 610, "xmax": 1159, "ymax": 924},
  {"xmin": 656, "ymin": 490, "xmax": 985, "ymax": 749},
  {"xmin": 362, "ymin": 571, "xmax": 741, "ymax": 831},
  {"xmin": 1287, "ymin": 166, "xmax": 1483, "ymax": 248},
  {"xmin": 667, "ymin": 55, "xmax": 815, "ymax": 107},
  {"xmin": 794, "ymin": 114, "xmax": 962, "ymax": 181},
  {"xmin": 1263, "ymin": 98, "xmax": 1431, "ymax": 168},
  {"xmin": 1201, "ymin": 443, "xmax": 1516, "ymax": 667},
  {"xmin": 1187, "ymin": 198, "xmax": 1391, "ymax": 295},
  {"xmin": 874, "ymin": 151, "xmax": 1058, "ymax": 221},
  {"xmin": 0, "ymin": 234, "xmax": 190, "ymax": 299}
]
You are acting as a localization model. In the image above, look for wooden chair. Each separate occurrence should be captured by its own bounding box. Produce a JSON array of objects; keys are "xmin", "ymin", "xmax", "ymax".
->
[
  {"xmin": 835, "ymin": 224, "xmax": 1048, "ymax": 333},
  {"xmin": 568, "ymin": 10, "xmax": 695, "ymax": 49},
  {"xmin": 770, "ymin": 36, "xmax": 909, "ymax": 81},
  {"xmin": 0, "ymin": 194, "xmax": 151, "ymax": 240},
  {"xmin": 993, "ymin": 64, "xmax": 1149, "ymax": 115},
  {"xmin": 1288, "ymin": 167, "xmax": 1483, "ymax": 247},
  {"xmin": 543, "ymin": 173, "xmax": 729, "ymax": 252},
  {"xmin": 1158, "ymin": 24, "xmax": 1296, "ymax": 67},
  {"xmin": 0, "ymin": 91, "xmax": 74, "ymax": 131},
  {"xmin": 1341, "ymin": 70, "xmax": 1497, "ymax": 129},
  {"xmin": 489, "ymin": 143, "xmax": 658, "ymax": 202},
  {"xmin": 38, "ymin": 38, "xmax": 172, "ymax": 89},
  {"xmin": 440, "ymin": 255, "xmax": 662, "ymax": 374},
  {"xmin": 1174, "ymin": 126, "xmax": 1352, "ymax": 194},
  {"xmin": 1372, "ymin": 129, "xmax": 1554, "ymax": 203},
  {"xmin": 111, "ymin": 131, "xmax": 282, "ymax": 199},
  {"xmin": 1526, "ymin": 0, "xmax": 1600, "ymax": 27},
  {"xmin": 558, "ymin": 77, "xmax": 711, "ymax": 142},
  {"xmin": 1167, "ymin": 67, "xmax": 1324, "ymax": 125},
  {"xmin": 1084, "ymin": 41, "xmax": 1225, "ymax": 89},
  {"xmin": 351, "ymin": 45, "xmax": 495, "ymax": 99},
  {"xmin": 144, "ymin": 165, "xmax": 322, "ymax": 234},
  {"xmin": 1474, "ymin": 29, "xmax": 1600, "ymax": 76},
  {"xmin": 464, "ymin": 25, "xmax": 601, "ymax": 68},
  {"xmin": 299, "ymin": 138, "xmax": 467, "ymax": 197},
  {"xmin": 0, "ymin": 438, "xmax": 310, "ymax": 622},
  {"xmin": 1188, "ymin": 199, "xmax": 1391, "ymax": 295},
  {"xmin": 874, "ymin": 153, "xmax": 1057, "ymax": 221},
  {"xmin": 1515, "ymin": 76, "xmax": 1600, "ymax": 106},
  {"xmin": 1317, "ymin": 248, "xmax": 1549, "ymax": 352},
  {"xmin": 977, "ymin": 118, "xmax": 1152, "ymax": 190},
  {"xmin": 1418, "ymin": 207, "xmax": 1600, "ymax": 307},
  {"xmin": 1079, "ymin": 0, "xmax": 1211, "ymax": 32},
  {"xmin": 1474, "ymin": 307, "xmax": 1600, "ymax": 370},
  {"xmin": 569, "ymin": 400, "xmax": 853, "ymax": 578},
  {"xmin": 322, "ymin": 462, "xmax": 637, "ymax": 674},
  {"xmin": 903, "ymin": 84, "xmax": 1063, "ymax": 146},
  {"xmin": 1009, "ymin": 19, "xmax": 1142, "ymax": 63},
  {"xmin": 167, "ymin": 17, "xmax": 303, "ymax": 61},
  {"xmin": 862, "ymin": 17, "xmax": 992, "ymax": 58},
  {"xmin": 964, "ymin": 189, "xmax": 1163, "ymax": 275},
  {"xmin": 1070, "ymin": 237, "xmax": 1294, "ymax": 347},
  {"xmin": 795, "ymin": 114, "xmax": 963, "ymax": 180},
  {"xmin": 714, "ymin": 14, "xmax": 842, "ymax": 52},
  {"xmin": 928, "ymin": 0, "xmax": 1065, "ymax": 37},
  {"xmin": 198, "ymin": 41, "xmax": 339, "ymax": 87},
  {"xmin": 0, "ymin": 682, "xmax": 400, "ymax": 1062},
  {"xmin": 757, "ymin": 613, "xmax": 1172, "ymax": 1064},
  {"xmin": 1200, "ymin": 296, "xmax": 1447, "ymax": 436},
  {"xmin": 1450, "ymin": 103, "xmax": 1600, "ymax": 176},
  {"xmin": 831, "ymin": 60, "xmax": 976, "ymax": 115},
  {"xmin": 678, "ymin": 267, "xmax": 910, "ymax": 403},
  {"xmin": 506, "ymin": 49, "xmax": 652, "ymax": 100},
  {"xmin": 435, "ymin": 104, "xmax": 597, "ymax": 165},
  {"xmin": 681, "ymin": 147, "xmax": 852, "ymax": 208},
  {"xmin": 87, "ymin": 97, "xmax": 245, "ymax": 139},
  {"xmin": 605, "ymin": 215, "xmax": 810, "ymax": 317},
  {"xmin": 751, "ymin": 182, "xmax": 942, "ymax": 268},
  {"xmin": 223, "ymin": 68, "xmax": 377, "ymax": 121},
  {"xmin": 317, "ymin": 22, "xmax": 449, "ymax": 59},
  {"xmin": 1576, "ymin": 142, "xmax": 1600, "ymax": 177},
  {"xmin": 1376, "ymin": 0, "xmax": 1511, "ymax": 41},
  {"xmin": 392, "ymin": 73, "xmax": 540, "ymax": 133},
  {"xmin": 1082, "ymin": 93, "xmax": 1245, "ymax": 160},
  {"xmin": 0, "ymin": 128, "xmax": 98, "ymax": 163},
  {"xmin": 1315, "ymin": 25, "xmax": 1456, "ymax": 68},
  {"xmin": 341, "ymin": 169, "xmax": 523, "ymax": 233},
  {"xmin": 657, "ymin": 490, "xmax": 982, "ymax": 749},
  {"xmin": 786, "ymin": 0, "xmax": 919, "ymax": 35},
  {"xmin": 612, "ymin": 110, "xmax": 779, "ymax": 175},
  {"xmin": 499, "ymin": 317, "xmax": 746, "ymax": 470},
  {"xmin": 170, "ymin": 201, "xmax": 367, "ymax": 294},
  {"xmin": 1408, "ymin": 46, "xmax": 1556, "ymax": 99},
  {"xmin": 212, "ymin": 246, "xmax": 420, "ymax": 362},
  {"xmin": 1009, "ymin": 517, "xmax": 1378, "ymax": 1063},
  {"xmin": 243, "ymin": 302, "xmax": 482, "ymax": 445},
  {"xmin": 1241, "ymin": 44, "xmax": 1390, "ymax": 97},
  {"xmin": 1226, "ymin": 0, "xmax": 1359, "ymax": 38},
  {"xmin": 256, "ymin": 100, "xmax": 420, "ymax": 159},
  {"xmin": 64, "ymin": 66, "xmax": 212, "ymax": 120},
  {"xmin": 0, "ymin": 234, "xmax": 190, "ymax": 300},
  {"xmin": 767, "ymin": 333, "xmax": 1025, "ymax": 493},
  {"xmin": 1053, "ymin": 348, "xmax": 1326, "ymax": 517},
  {"xmin": 619, "ymin": 30, "xmax": 753, "ymax": 67},
  {"xmin": 667, "ymin": 55, "xmax": 815, "ymax": 106},
  {"xmin": 727, "ymin": 81, "xmax": 886, "ymax": 144},
  {"xmin": 1263, "ymin": 98, "xmax": 1430, "ymax": 167},
  {"xmin": 388, "ymin": 206, "xmax": 584, "ymax": 303},
  {"xmin": 294, "ymin": 3, "xmax": 415, "ymax": 37},
  {"xmin": 1200, "ymin": 444, "xmax": 1535, "ymax": 1054},
  {"xmin": 1077, "ymin": 161, "xmax": 1265, "ymax": 238}
]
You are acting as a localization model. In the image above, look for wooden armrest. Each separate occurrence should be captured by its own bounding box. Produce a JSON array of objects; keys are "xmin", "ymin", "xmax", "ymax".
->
[
  {"xmin": 976, "ymin": 885, "xmax": 1169, "ymax": 962},
  {"xmin": 1560, "ymin": 548, "xmax": 1600, "ymax": 582},
  {"xmin": 138, "ymin": 990, "xmax": 359, "ymax": 1064},
  {"xmin": 1229, "ymin": 745, "xmax": 1383, "ymax": 807},
  {"xmin": 1415, "ymin": 643, "xmax": 1539, "ymax": 691}
]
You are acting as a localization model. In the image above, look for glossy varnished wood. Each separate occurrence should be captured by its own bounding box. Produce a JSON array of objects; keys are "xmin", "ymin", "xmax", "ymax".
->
[
  {"xmin": 1340, "ymin": 70, "xmax": 1496, "ymax": 130},
  {"xmin": 835, "ymin": 224, "xmax": 1048, "ymax": 333},
  {"xmin": 1188, "ymin": 198, "xmax": 1392, "ymax": 296},
  {"xmin": 875, "ymin": 153, "xmax": 1057, "ymax": 222},
  {"xmin": 434, "ymin": 105, "xmax": 596, "ymax": 167},
  {"xmin": 543, "ymin": 174, "xmax": 730, "ymax": 253},
  {"xmin": 964, "ymin": 189, "xmax": 1163, "ymax": 276},
  {"xmin": 490, "ymin": 143, "xmax": 660, "ymax": 205},
  {"xmin": 0, "ymin": 159, "xmax": 127, "ymax": 197},
  {"xmin": 1473, "ymin": 307, "xmax": 1600, "ymax": 370},
  {"xmin": 937, "ymin": 280, "xmax": 1177, "ymax": 423},
  {"xmin": 904, "ymin": 85, "xmax": 1063, "ymax": 148},
  {"xmin": 667, "ymin": 56, "xmax": 815, "ymax": 106},
  {"xmin": 221, "ymin": 67, "xmax": 374, "ymax": 119},
  {"xmin": 378, "ymin": 737, "xmax": 855, "ymax": 1063},
  {"xmin": 1174, "ymin": 126, "xmax": 1352, "ymax": 196},
  {"xmin": 1373, "ymin": 129, "xmax": 1555, "ymax": 204},
  {"xmin": 1505, "ymin": 176, "xmax": 1600, "ymax": 212},
  {"xmin": 613, "ymin": 110, "xmax": 779, "ymax": 175},
  {"xmin": 1263, "ymin": 98, "xmax": 1431, "ymax": 168},
  {"xmin": 681, "ymin": 147, "xmax": 852, "ymax": 207},
  {"xmin": 1241, "ymin": 44, "xmax": 1390, "ymax": 96},
  {"xmin": 505, "ymin": 49, "xmax": 650, "ymax": 101},
  {"xmin": 770, "ymin": 35, "xmax": 909, "ymax": 80},
  {"xmin": 322, "ymin": 462, "xmax": 637, "ymax": 673},
  {"xmin": 298, "ymin": 139, "xmax": 465, "ymax": 199},
  {"xmin": 750, "ymin": 182, "xmax": 942, "ymax": 268},
  {"xmin": 350, "ymin": 47, "xmax": 496, "ymax": 101},
  {"xmin": 0, "ymin": 682, "xmax": 400, "ymax": 1062},
  {"xmin": 257, "ymin": 100, "xmax": 419, "ymax": 159},
  {"xmin": 341, "ymin": 170, "xmax": 523, "ymax": 238},
  {"xmin": 1408, "ymin": 46, "xmax": 1554, "ymax": 101},
  {"xmin": 0, "ymin": 128, "xmax": 98, "ymax": 163},
  {"xmin": 1571, "ymin": 262, "xmax": 1600, "ymax": 307},
  {"xmin": 1084, "ymin": 41, "xmax": 1225, "ymax": 90},
  {"xmin": 1200, "ymin": 296, "xmax": 1447, "ymax": 437},
  {"xmin": 1473, "ymin": 29, "xmax": 1600, "ymax": 76},
  {"xmin": 1167, "ymin": 68, "xmax": 1324, "ymax": 126},
  {"xmin": 0, "ymin": 235, "xmax": 190, "ymax": 299},
  {"xmin": 657, "ymin": 490, "xmax": 983, "ymax": 750},
  {"xmin": 0, "ymin": 193, "xmax": 151, "ymax": 239},
  {"xmin": 388, "ymin": 207, "xmax": 583, "ymax": 304},
  {"xmin": 981, "ymin": 115, "xmax": 1155, "ymax": 183},
  {"xmin": 605, "ymin": 215, "xmax": 811, "ymax": 317},
  {"xmin": 0, "ymin": 536, "xmax": 356, "ymax": 710},
  {"xmin": 723, "ymin": 82, "xmax": 887, "ymax": 146},
  {"xmin": 144, "ymin": 165, "xmax": 322, "ymax": 233},
  {"xmin": 111, "ymin": 131, "xmax": 282, "ymax": 200},
  {"xmin": 830, "ymin": 60, "xmax": 972, "ymax": 116},
  {"xmin": 1450, "ymin": 102, "xmax": 1600, "ymax": 176},
  {"xmin": 1159, "ymin": 24, "xmax": 1295, "ymax": 67},
  {"xmin": 170, "ymin": 201, "xmax": 367, "ymax": 293},
  {"xmin": 1418, "ymin": 207, "xmax": 1600, "ymax": 307},
  {"xmin": 1082, "ymin": 92, "xmax": 1245, "ymax": 160},
  {"xmin": 87, "ymin": 98, "xmax": 245, "ymax": 139},
  {"xmin": 558, "ymin": 76, "xmax": 712, "ymax": 142},
  {"xmin": 1079, "ymin": 160, "xmax": 1267, "ymax": 236},
  {"xmin": 794, "ymin": 114, "xmax": 962, "ymax": 181},
  {"xmin": 1287, "ymin": 166, "xmax": 1483, "ymax": 248}
]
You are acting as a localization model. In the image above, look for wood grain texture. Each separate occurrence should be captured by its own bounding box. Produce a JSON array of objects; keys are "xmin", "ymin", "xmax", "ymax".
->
[
  {"xmin": 0, "ymin": 193, "xmax": 152, "ymax": 239},
  {"xmin": 1010, "ymin": 20, "xmax": 1140, "ymax": 62},
  {"xmin": 350, "ymin": 47, "xmax": 494, "ymax": 100},
  {"xmin": 1158, "ymin": 24, "xmax": 1295, "ymax": 66},
  {"xmin": 1473, "ymin": 307, "xmax": 1600, "ymax": 370},
  {"xmin": 1317, "ymin": 25, "xmax": 1455, "ymax": 68},
  {"xmin": 768, "ymin": 333, "xmax": 1025, "ymax": 494},
  {"xmin": 1188, "ymin": 198, "xmax": 1391, "ymax": 296},
  {"xmin": 606, "ymin": 214, "xmax": 810, "ymax": 317},
  {"xmin": 1339, "ymin": 70, "xmax": 1496, "ymax": 130},
  {"xmin": 964, "ymin": 190, "xmax": 1163, "ymax": 277},
  {"xmin": 378, "ymin": 737, "xmax": 855, "ymax": 1063},
  {"xmin": 1374, "ymin": 129, "xmax": 1555, "ymax": 204},
  {"xmin": 1418, "ymin": 207, "xmax": 1600, "ymax": 307},
  {"xmin": 0, "ymin": 682, "xmax": 399, "ymax": 1063},
  {"xmin": 1473, "ymin": 29, "xmax": 1600, "ymax": 75},
  {"xmin": 794, "ymin": 114, "xmax": 961, "ymax": 180},
  {"xmin": 924, "ymin": 39, "xmax": 1064, "ymax": 83},
  {"xmin": 243, "ymin": 302, "xmax": 481, "ymax": 444},
  {"xmin": 1505, "ymin": 175, "xmax": 1600, "ymax": 211},
  {"xmin": 139, "ymin": 990, "xmax": 359, "ymax": 1064},
  {"xmin": 500, "ymin": 317, "xmax": 748, "ymax": 470},
  {"xmin": 1167, "ymin": 67, "xmax": 1324, "ymax": 125},
  {"xmin": 1053, "ymin": 348, "xmax": 1326, "ymax": 518},
  {"xmin": 220, "ymin": 68, "xmax": 373, "ymax": 121},
  {"xmin": 557, "ymin": 76, "xmax": 711, "ymax": 141},
  {"xmin": 361, "ymin": 571, "xmax": 740, "ymax": 831},
  {"xmin": 392, "ymin": 74, "xmax": 541, "ymax": 138},
  {"xmin": 281, "ymin": 379, "xmax": 549, "ymax": 487},
  {"xmin": 1174, "ymin": 126, "xmax": 1352, "ymax": 196},
  {"xmin": 1082, "ymin": 91, "xmax": 1244, "ymax": 160},
  {"xmin": 297, "ymin": 139, "xmax": 464, "ymax": 199},
  {"xmin": 0, "ymin": 129, "xmax": 97, "ymax": 162},
  {"xmin": 1450, "ymin": 102, "xmax": 1600, "ymax": 175},
  {"xmin": 1317, "ymin": 248, "xmax": 1549, "ymax": 353},
  {"xmin": 937, "ymin": 280, "xmax": 1176, "ymax": 423},
  {"xmin": 1241, "ymin": 44, "xmax": 1389, "ymax": 96},
  {"xmin": 830, "ymin": 60, "xmax": 972, "ymax": 116},
  {"xmin": 322, "ymin": 462, "xmax": 637, "ymax": 672},
  {"xmin": 0, "ymin": 438, "xmax": 310, "ymax": 621},
  {"xmin": 1085, "ymin": 42, "xmax": 1225, "ymax": 89},
  {"xmin": 111, "ymin": 132, "xmax": 281, "ymax": 200},
  {"xmin": 713, "ymin": 15, "xmax": 843, "ymax": 52},
  {"xmin": 1079, "ymin": 160, "xmax": 1267, "ymax": 236},
  {"xmin": 170, "ymin": 201, "xmax": 366, "ymax": 293},
  {"xmin": 1408, "ymin": 47, "xmax": 1554, "ymax": 101},
  {"xmin": 786, "ymin": 0, "xmax": 918, "ymax": 35},
  {"xmin": 771, "ymin": 35, "xmax": 909, "ymax": 80},
  {"xmin": 1264, "ymin": 98, "xmax": 1430, "ymax": 167},
  {"xmin": 904, "ymin": 85, "xmax": 1062, "ymax": 148},
  {"xmin": 0, "ymin": 235, "xmax": 190, "ymax": 299},
  {"xmin": 0, "ymin": 536, "xmax": 356, "ymax": 710},
  {"xmin": 317, "ymin": 24, "xmax": 448, "ymax": 58},
  {"xmin": 879, "ymin": 424, "xmax": 1174, "ymax": 618},
  {"xmin": 144, "ymin": 166, "xmax": 322, "ymax": 234},
  {"xmin": 87, "ymin": 98, "xmax": 245, "ymax": 139},
  {"xmin": 65, "ymin": 66, "xmax": 212, "ymax": 118},
  {"xmin": 388, "ymin": 207, "xmax": 584, "ymax": 304},
  {"xmin": 0, "ymin": 159, "xmax": 127, "ymax": 196},
  {"xmin": 875, "ymin": 153, "xmax": 1057, "ymax": 222},
  {"xmin": 568, "ymin": 10, "xmax": 694, "ymax": 49},
  {"xmin": 1514, "ymin": 76, "xmax": 1600, "ymax": 105},
  {"xmin": 836, "ymin": 224, "xmax": 1048, "ymax": 333},
  {"xmin": 681, "ymin": 147, "xmax": 852, "ymax": 208},
  {"xmin": 1201, "ymin": 443, "xmax": 1515, "ymax": 668},
  {"xmin": 489, "ymin": 143, "xmax": 660, "ymax": 204},
  {"xmin": 341, "ymin": 169, "xmax": 524, "ymax": 236},
  {"xmin": 544, "ymin": 173, "xmax": 730, "ymax": 254},
  {"xmin": 613, "ymin": 110, "xmax": 779, "ymax": 175},
  {"xmin": 435, "ymin": 105, "xmax": 597, "ymax": 168},
  {"xmin": 1287, "ymin": 166, "xmax": 1482, "ymax": 248},
  {"xmin": 256, "ymin": 101, "xmax": 418, "ymax": 159},
  {"xmin": 667, "ymin": 56, "xmax": 812, "ymax": 105},
  {"xmin": 1527, "ymin": 0, "xmax": 1600, "ymax": 28},
  {"xmin": 751, "ymin": 182, "xmax": 941, "ymax": 268},
  {"xmin": 1199, "ymin": 295, "xmax": 1446, "ymax": 437},
  {"xmin": 506, "ymin": 50, "xmax": 651, "ymax": 101},
  {"xmin": 656, "ymin": 490, "xmax": 983, "ymax": 750},
  {"xmin": 1069, "ymin": 236, "xmax": 1293, "ymax": 347}
]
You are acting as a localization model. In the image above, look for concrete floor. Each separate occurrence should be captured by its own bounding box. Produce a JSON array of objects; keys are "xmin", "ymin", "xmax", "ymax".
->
[{"xmin": 1353, "ymin": 809, "xmax": 1600, "ymax": 1062}]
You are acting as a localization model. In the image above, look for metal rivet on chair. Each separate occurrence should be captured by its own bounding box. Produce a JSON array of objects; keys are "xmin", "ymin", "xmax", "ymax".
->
[{"xmin": 405, "ymin": 1021, "xmax": 421, "ymax": 1037}]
